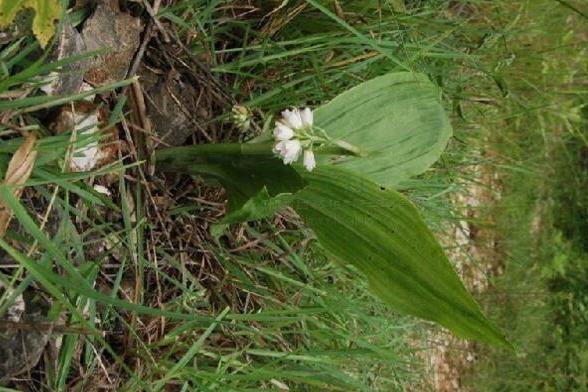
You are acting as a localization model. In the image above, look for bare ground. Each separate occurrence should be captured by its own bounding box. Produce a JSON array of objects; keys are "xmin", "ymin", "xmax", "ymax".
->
[{"xmin": 424, "ymin": 157, "xmax": 505, "ymax": 391}]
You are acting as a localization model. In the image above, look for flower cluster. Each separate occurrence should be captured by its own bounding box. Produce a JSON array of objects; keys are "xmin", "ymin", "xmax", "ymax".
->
[{"xmin": 273, "ymin": 108, "xmax": 317, "ymax": 172}]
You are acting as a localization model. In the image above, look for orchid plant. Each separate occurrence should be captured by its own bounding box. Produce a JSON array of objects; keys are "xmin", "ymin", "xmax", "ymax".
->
[{"xmin": 156, "ymin": 72, "xmax": 512, "ymax": 349}]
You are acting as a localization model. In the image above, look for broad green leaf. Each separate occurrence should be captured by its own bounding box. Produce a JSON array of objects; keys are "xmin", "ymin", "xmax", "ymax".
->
[
  {"xmin": 211, "ymin": 187, "xmax": 295, "ymax": 237},
  {"xmin": 156, "ymin": 143, "xmax": 305, "ymax": 214},
  {"xmin": 293, "ymin": 166, "xmax": 511, "ymax": 348},
  {"xmin": 0, "ymin": 0, "xmax": 62, "ymax": 47},
  {"xmin": 315, "ymin": 72, "xmax": 452, "ymax": 187}
]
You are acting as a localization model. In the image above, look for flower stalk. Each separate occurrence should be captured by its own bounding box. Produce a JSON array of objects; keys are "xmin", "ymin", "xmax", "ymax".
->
[{"xmin": 155, "ymin": 107, "xmax": 363, "ymax": 175}]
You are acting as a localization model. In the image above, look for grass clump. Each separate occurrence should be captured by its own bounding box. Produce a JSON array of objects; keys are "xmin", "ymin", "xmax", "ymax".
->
[
  {"xmin": 452, "ymin": 0, "xmax": 588, "ymax": 390},
  {"xmin": 1, "ymin": 1, "xmax": 458, "ymax": 390}
]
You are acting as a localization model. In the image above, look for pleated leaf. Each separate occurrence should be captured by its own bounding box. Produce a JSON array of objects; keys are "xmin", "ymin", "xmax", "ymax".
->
[
  {"xmin": 315, "ymin": 72, "xmax": 452, "ymax": 187},
  {"xmin": 293, "ymin": 166, "xmax": 511, "ymax": 348},
  {"xmin": 211, "ymin": 187, "xmax": 295, "ymax": 237},
  {"xmin": 156, "ymin": 145, "xmax": 305, "ymax": 220}
]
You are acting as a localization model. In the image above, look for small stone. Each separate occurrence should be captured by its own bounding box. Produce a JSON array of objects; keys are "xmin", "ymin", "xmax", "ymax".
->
[
  {"xmin": 82, "ymin": 3, "xmax": 142, "ymax": 85},
  {"xmin": 0, "ymin": 289, "xmax": 51, "ymax": 381},
  {"xmin": 142, "ymin": 71, "xmax": 201, "ymax": 147},
  {"xmin": 42, "ymin": 18, "xmax": 88, "ymax": 96}
]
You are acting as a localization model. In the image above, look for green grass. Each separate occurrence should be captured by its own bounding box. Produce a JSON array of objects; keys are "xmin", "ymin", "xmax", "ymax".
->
[
  {"xmin": 447, "ymin": 0, "xmax": 588, "ymax": 390},
  {"xmin": 1, "ymin": 2, "xmax": 453, "ymax": 390},
  {"xmin": 1, "ymin": 0, "xmax": 587, "ymax": 390}
]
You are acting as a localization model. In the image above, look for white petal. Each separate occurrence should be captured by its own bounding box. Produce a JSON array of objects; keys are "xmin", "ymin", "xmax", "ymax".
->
[
  {"xmin": 281, "ymin": 109, "xmax": 303, "ymax": 129},
  {"xmin": 303, "ymin": 149, "xmax": 316, "ymax": 172},
  {"xmin": 300, "ymin": 107, "xmax": 313, "ymax": 127},
  {"xmin": 282, "ymin": 140, "xmax": 302, "ymax": 164},
  {"xmin": 273, "ymin": 122, "xmax": 294, "ymax": 141},
  {"xmin": 273, "ymin": 140, "xmax": 288, "ymax": 155}
]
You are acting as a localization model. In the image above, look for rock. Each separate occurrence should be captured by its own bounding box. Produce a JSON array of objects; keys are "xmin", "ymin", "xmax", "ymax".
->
[
  {"xmin": 41, "ymin": 18, "xmax": 88, "ymax": 96},
  {"xmin": 82, "ymin": 3, "xmax": 142, "ymax": 85},
  {"xmin": 142, "ymin": 71, "xmax": 202, "ymax": 146},
  {"xmin": 0, "ymin": 287, "xmax": 51, "ymax": 381}
]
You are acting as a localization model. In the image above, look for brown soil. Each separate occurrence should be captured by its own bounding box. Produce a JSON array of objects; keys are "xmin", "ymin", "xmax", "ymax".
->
[{"xmin": 424, "ymin": 161, "xmax": 504, "ymax": 391}]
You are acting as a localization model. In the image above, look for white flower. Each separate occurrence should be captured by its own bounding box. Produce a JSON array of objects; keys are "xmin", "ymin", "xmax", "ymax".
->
[
  {"xmin": 281, "ymin": 108, "xmax": 304, "ymax": 129},
  {"xmin": 303, "ymin": 149, "xmax": 316, "ymax": 172},
  {"xmin": 300, "ymin": 107, "xmax": 313, "ymax": 128},
  {"xmin": 273, "ymin": 122, "xmax": 294, "ymax": 141},
  {"xmin": 274, "ymin": 139, "xmax": 302, "ymax": 165},
  {"xmin": 273, "ymin": 107, "xmax": 317, "ymax": 170},
  {"xmin": 281, "ymin": 107, "xmax": 314, "ymax": 130}
]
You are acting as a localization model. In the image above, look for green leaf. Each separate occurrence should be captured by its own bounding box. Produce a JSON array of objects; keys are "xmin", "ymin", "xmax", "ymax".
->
[
  {"xmin": 315, "ymin": 72, "xmax": 452, "ymax": 187},
  {"xmin": 293, "ymin": 166, "xmax": 511, "ymax": 348},
  {"xmin": 199, "ymin": 155, "xmax": 303, "ymax": 214},
  {"xmin": 0, "ymin": 0, "xmax": 62, "ymax": 47},
  {"xmin": 211, "ymin": 187, "xmax": 294, "ymax": 237},
  {"xmin": 156, "ymin": 143, "xmax": 305, "ymax": 215}
]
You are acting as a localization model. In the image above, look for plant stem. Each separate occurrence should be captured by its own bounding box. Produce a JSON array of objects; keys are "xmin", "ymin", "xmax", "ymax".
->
[
  {"xmin": 155, "ymin": 139, "xmax": 365, "ymax": 177},
  {"xmin": 156, "ymin": 142, "xmax": 274, "ymax": 162}
]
